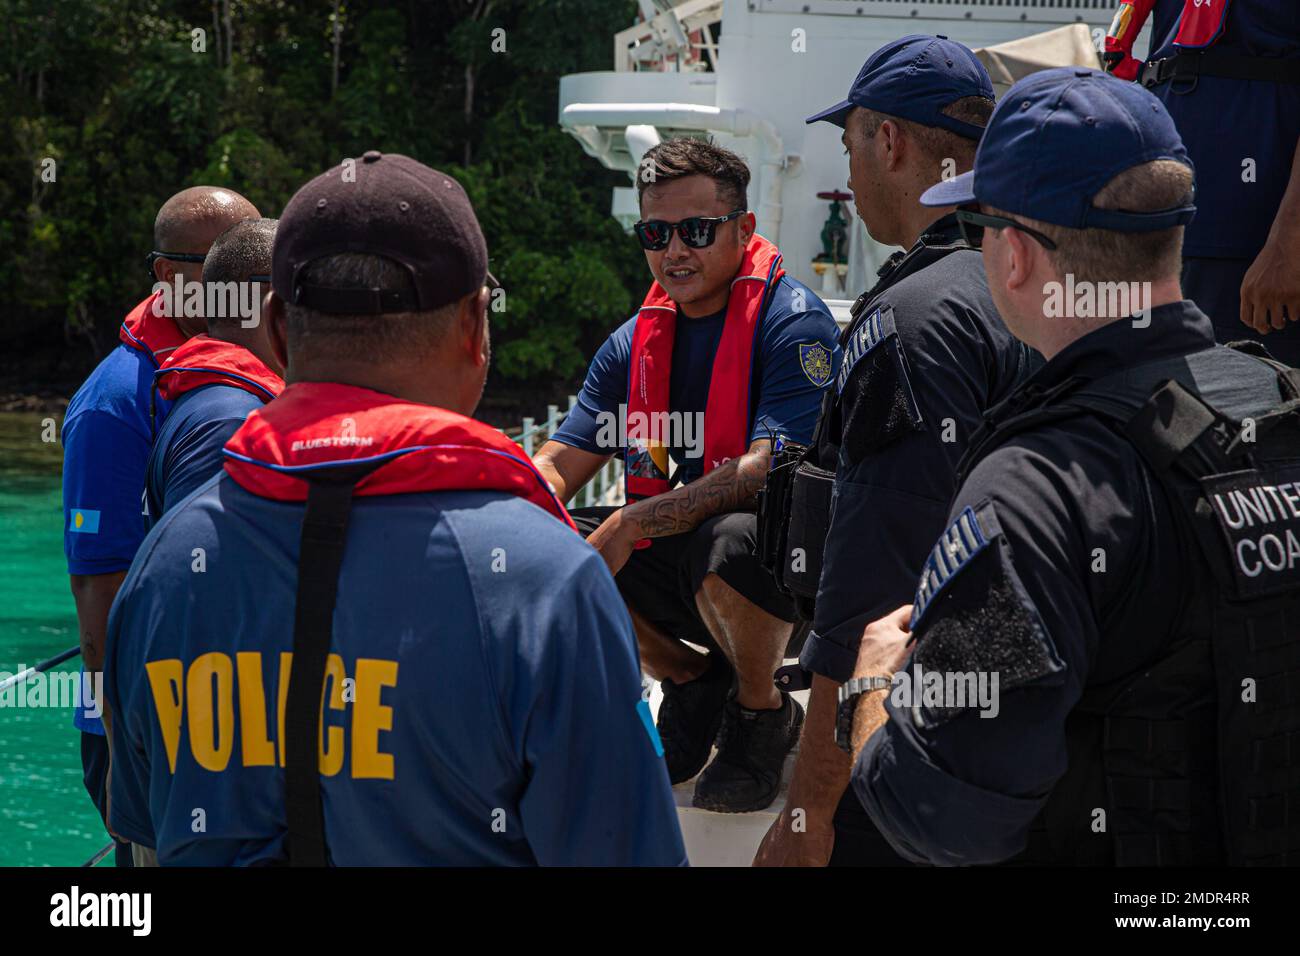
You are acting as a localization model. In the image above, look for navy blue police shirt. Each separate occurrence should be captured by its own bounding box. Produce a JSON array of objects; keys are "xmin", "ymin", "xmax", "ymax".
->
[
  {"xmin": 551, "ymin": 275, "xmax": 840, "ymax": 482},
  {"xmin": 1149, "ymin": 0, "xmax": 1300, "ymax": 259},
  {"xmin": 144, "ymin": 383, "xmax": 265, "ymax": 529},
  {"xmin": 106, "ymin": 476, "xmax": 687, "ymax": 866},
  {"xmin": 851, "ymin": 302, "xmax": 1232, "ymax": 865},
  {"xmin": 62, "ymin": 339, "xmax": 173, "ymax": 734},
  {"xmin": 803, "ymin": 220, "xmax": 1040, "ymax": 683}
]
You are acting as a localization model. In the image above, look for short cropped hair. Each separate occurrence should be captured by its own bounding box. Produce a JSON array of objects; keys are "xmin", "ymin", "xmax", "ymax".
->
[
  {"xmin": 202, "ymin": 218, "xmax": 277, "ymax": 330},
  {"xmin": 857, "ymin": 96, "xmax": 994, "ymax": 171},
  {"xmin": 636, "ymin": 138, "xmax": 750, "ymax": 212},
  {"xmin": 282, "ymin": 253, "xmax": 459, "ymax": 364},
  {"xmin": 990, "ymin": 159, "xmax": 1194, "ymax": 286}
]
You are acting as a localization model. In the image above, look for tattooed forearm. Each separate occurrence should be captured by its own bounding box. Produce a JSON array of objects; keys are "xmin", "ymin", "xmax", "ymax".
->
[{"xmin": 623, "ymin": 442, "xmax": 771, "ymax": 538}]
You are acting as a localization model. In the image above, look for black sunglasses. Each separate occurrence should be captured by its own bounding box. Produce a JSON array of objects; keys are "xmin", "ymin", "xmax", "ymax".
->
[
  {"xmin": 146, "ymin": 250, "xmax": 206, "ymax": 279},
  {"xmin": 633, "ymin": 209, "xmax": 746, "ymax": 251},
  {"xmin": 955, "ymin": 209, "xmax": 1058, "ymax": 251}
]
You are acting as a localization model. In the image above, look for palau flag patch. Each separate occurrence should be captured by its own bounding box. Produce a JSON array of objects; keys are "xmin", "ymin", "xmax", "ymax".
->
[
  {"xmin": 68, "ymin": 508, "xmax": 101, "ymax": 534},
  {"xmin": 799, "ymin": 342, "xmax": 833, "ymax": 387}
]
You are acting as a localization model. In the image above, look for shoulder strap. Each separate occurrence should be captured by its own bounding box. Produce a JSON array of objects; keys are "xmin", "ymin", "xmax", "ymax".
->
[
  {"xmin": 957, "ymin": 343, "xmax": 1300, "ymax": 485},
  {"xmin": 284, "ymin": 464, "xmax": 380, "ymax": 867}
]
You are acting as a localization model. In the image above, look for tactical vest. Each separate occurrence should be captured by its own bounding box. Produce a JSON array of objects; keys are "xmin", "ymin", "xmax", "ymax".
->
[
  {"xmin": 756, "ymin": 228, "xmax": 971, "ymax": 621},
  {"xmin": 957, "ymin": 342, "xmax": 1300, "ymax": 866}
]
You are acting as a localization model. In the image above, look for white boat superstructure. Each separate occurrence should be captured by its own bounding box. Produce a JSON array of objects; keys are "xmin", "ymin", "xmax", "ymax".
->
[{"xmin": 559, "ymin": 0, "xmax": 1141, "ymax": 325}]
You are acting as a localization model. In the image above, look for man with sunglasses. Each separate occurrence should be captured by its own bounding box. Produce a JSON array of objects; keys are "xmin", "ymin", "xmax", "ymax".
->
[
  {"xmin": 755, "ymin": 35, "xmax": 1038, "ymax": 867},
  {"xmin": 144, "ymin": 218, "xmax": 285, "ymax": 529},
  {"xmin": 534, "ymin": 139, "xmax": 840, "ymax": 814},
  {"xmin": 61, "ymin": 185, "xmax": 258, "ymax": 865},
  {"xmin": 844, "ymin": 68, "xmax": 1300, "ymax": 865}
]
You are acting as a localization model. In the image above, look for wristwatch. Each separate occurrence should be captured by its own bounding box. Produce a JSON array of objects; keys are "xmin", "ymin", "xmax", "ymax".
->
[{"xmin": 835, "ymin": 676, "xmax": 893, "ymax": 753}]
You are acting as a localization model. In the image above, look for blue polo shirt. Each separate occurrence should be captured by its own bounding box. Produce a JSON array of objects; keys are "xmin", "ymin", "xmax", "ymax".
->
[
  {"xmin": 105, "ymin": 476, "xmax": 687, "ymax": 866},
  {"xmin": 144, "ymin": 384, "xmax": 265, "ymax": 529},
  {"xmin": 551, "ymin": 275, "xmax": 840, "ymax": 482},
  {"xmin": 1150, "ymin": 0, "xmax": 1300, "ymax": 258},
  {"xmin": 62, "ymin": 340, "xmax": 172, "ymax": 734}
]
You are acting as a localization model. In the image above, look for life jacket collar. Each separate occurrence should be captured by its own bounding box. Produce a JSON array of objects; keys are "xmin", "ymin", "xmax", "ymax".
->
[
  {"xmin": 155, "ymin": 335, "xmax": 283, "ymax": 403},
  {"xmin": 119, "ymin": 292, "xmax": 187, "ymax": 366},
  {"xmin": 222, "ymin": 381, "xmax": 575, "ymax": 528}
]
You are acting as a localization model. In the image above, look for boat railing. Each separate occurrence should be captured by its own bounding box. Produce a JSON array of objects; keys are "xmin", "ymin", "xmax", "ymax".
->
[{"xmin": 512, "ymin": 394, "xmax": 626, "ymax": 508}]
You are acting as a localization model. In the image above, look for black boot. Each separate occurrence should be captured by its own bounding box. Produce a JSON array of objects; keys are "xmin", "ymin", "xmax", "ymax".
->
[
  {"xmin": 692, "ymin": 693, "xmax": 804, "ymax": 813},
  {"xmin": 657, "ymin": 654, "xmax": 734, "ymax": 785}
]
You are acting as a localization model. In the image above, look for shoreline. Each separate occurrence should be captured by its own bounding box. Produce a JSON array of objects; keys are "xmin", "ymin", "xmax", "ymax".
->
[{"xmin": 0, "ymin": 392, "xmax": 70, "ymax": 414}]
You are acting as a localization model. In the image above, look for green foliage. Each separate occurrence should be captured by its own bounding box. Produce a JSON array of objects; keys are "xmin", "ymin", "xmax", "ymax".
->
[{"xmin": 0, "ymin": 0, "xmax": 643, "ymax": 403}]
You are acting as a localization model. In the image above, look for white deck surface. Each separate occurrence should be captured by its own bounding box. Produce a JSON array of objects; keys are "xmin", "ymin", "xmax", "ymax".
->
[{"xmin": 647, "ymin": 662, "xmax": 810, "ymax": 867}]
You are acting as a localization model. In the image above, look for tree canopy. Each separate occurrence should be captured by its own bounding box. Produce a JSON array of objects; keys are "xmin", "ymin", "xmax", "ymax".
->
[{"xmin": 0, "ymin": 0, "xmax": 643, "ymax": 415}]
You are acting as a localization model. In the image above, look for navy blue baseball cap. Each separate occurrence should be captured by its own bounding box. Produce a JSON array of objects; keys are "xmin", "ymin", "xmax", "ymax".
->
[
  {"xmin": 920, "ymin": 67, "xmax": 1196, "ymax": 232},
  {"xmin": 806, "ymin": 34, "xmax": 994, "ymax": 139}
]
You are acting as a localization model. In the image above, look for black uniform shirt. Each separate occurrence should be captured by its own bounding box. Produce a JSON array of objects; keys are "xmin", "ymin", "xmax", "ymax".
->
[
  {"xmin": 802, "ymin": 216, "xmax": 1038, "ymax": 682},
  {"xmin": 851, "ymin": 301, "xmax": 1230, "ymax": 866}
]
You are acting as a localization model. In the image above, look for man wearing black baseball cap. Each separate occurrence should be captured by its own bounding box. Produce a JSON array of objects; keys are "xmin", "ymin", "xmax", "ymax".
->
[
  {"xmin": 844, "ymin": 68, "xmax": 1300, "ymax": 865},
  {"xmin": 755, "ymin": 35, "xmax": 1038, "ymax": 866},
  {"xmin": 104, "ymin": 152, "xmax": 686, "ymax": 866}
]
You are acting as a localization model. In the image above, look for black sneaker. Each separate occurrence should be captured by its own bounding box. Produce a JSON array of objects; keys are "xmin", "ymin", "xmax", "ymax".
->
[
  {"xmin": 657, "ymin": 655, "xmax": 734, "ymax": 785},
  {"xmin": 692, "ymin": 693, "xmax": 804, "ymax": 813}
]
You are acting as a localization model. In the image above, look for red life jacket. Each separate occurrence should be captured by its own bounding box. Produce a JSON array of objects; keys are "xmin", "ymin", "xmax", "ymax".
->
[
  {"xmin": 1105, "ymin": 0, "xmax": 1232, "ymax": 79},
  {"xmin": 119, "ymin": 292, "xmax": 187, "ymax": 366},
  {"xmin": 624, "ymin": 234, "xmax": 784, "ymax": 500},
  {"xmin": 155, "ymin": 335, "xmax": 283, "ymax": 404},
  {"xmin": 223, "ymin": 381, "xmax": 575, "ymax": 528},
  {"xmin": 1172, "ymin": 0, "xmax": 1232, "ymax": 50}
]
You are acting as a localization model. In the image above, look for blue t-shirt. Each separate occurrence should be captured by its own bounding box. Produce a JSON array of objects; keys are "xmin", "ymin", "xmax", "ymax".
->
[
  {"xmin": 1150, "ymin": 0, "xmax": 1300, "ymax": 258},
  {"xmin": 62, "ymin": 341, "xmax": 172, "ymax": 734},
  {"xmin": 144, "ymin": 384, "xmax": 265, "ymax": 530},
  {"xmin": 105, "ymin": 476, "xmax": 687, "ymax": 866},
  {"xmin": 551, "ymin": 275, "xmax": 840, "ymax": 485}
]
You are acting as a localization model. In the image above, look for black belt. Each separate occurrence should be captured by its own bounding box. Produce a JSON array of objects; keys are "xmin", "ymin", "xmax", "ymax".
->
[{"xmin": 1141, "ymin": 51, "xmax": 1300, "ymax": 89}]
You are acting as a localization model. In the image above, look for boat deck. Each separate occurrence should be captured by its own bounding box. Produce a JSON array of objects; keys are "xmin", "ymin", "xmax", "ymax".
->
[{"xmin": 647, "ymin": 663, "xmax": 810, "ymax": 867}]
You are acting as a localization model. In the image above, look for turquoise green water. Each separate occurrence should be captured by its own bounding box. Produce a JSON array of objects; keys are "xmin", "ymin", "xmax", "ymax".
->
[{"xmin": 0, "ymin": 412, "xmax": 113, "ymax": 866}]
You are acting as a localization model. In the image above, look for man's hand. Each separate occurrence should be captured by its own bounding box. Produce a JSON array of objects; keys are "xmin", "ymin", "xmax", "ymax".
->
[
  {"xmin": 850, "ymin": 605, "xmax": 915, "ymax": 762},
  {"xmin": 1242, "ymin": 134, "xmax": 1300, "ymax": 335},
  {"xmin": 586, "ymin": 508, "xmax": 639, "ymax": 576},
  {"xmin": 1241, "ymin": 231, "xmax": 1300, "ymax": 334}
]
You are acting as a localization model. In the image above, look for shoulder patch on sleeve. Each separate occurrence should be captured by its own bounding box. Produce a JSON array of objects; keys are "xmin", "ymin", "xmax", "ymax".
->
[
  {"xmin": 835, "ymin": 305, "xmax": 923, "ymax": 465},
  {"xmin": 799, "ymin": 341, "xmax": 834, "ymax": 387},
  {"xmin": 906, "ymin": 501, "xmax": 1066, "ymax": 728}
]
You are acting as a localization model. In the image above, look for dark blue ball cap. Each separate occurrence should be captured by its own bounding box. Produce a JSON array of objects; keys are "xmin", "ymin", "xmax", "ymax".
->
[
  {"xmin": 806, "ymin": 34, "xmax": 993, "ymax": 140},
  {"xmin": 920, "ymin": 67, "xmax": 1197, "ymax": 232}
]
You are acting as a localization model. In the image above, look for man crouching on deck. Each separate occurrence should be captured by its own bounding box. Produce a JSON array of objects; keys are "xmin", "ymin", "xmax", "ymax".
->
[{"xmin": 534, "ymin": 139, "xmax": 841, "ymax": 813}]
